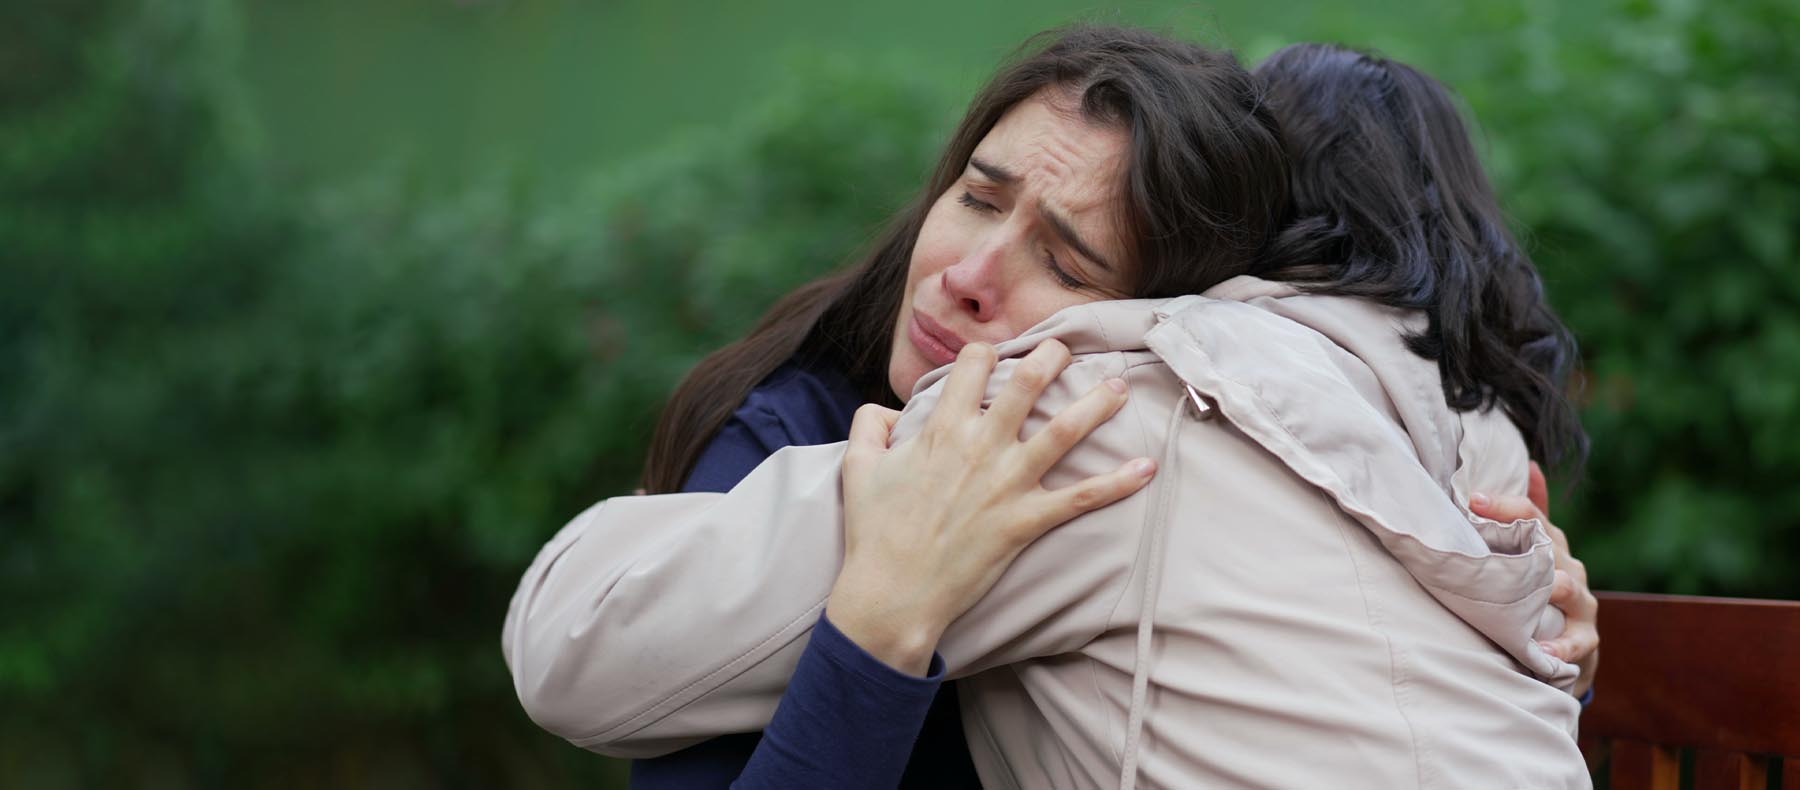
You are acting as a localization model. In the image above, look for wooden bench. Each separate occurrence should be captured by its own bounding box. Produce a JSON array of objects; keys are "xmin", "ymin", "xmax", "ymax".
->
[{"xmin": 1580, "ymin": 592, "xmax": 1800, "ymax": 789}]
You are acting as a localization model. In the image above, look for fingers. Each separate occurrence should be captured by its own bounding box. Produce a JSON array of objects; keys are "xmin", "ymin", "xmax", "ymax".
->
[
  {"xmin": 1564, "ymin": 553, "xmax": 1588, "ymax": 585},
  {"xmin": 844, "ymin": 404, "xmax": 902, "ymax": 480},
  {"xmin": 847, "ymin": 403, "xmax": 901, "ymax": 452},
  {"xmin": 1539, "ymin": 622, "xmax": 1600, "ymax": 665},
  {"xmin": 1549, "ymin": 568, "xmax": 1578, "ymax": 605},
  {"xmin": 1469, "ymin": 492, "xmax": 1570, "ymax": 559},
  {"xmin": 936, "ymin": 343, "xmax": 998, "ymax": 420},
  {"xmin": 1573, "ymin": 645, "xmax": 1600, "ymax": 699},
  {"xmin": 1020, "ymin": 375, "xmax": 1131, "ymax": 476},
  {"xmin": 1543, "ymin": 521, "xmax": 1574, "ymax": 569},
  {"xmin": 1469, "ymin": 492, "xmax": 1541, "ymax": 524},
  {"xmin": 1471, "ymin": 470, "xmax": 1600, "ymax": 673},
  {"xmin": 1543, "ymin": 566, "xmax": 1600, "ymax": 666},
  {"xmin": 985, "ymin": 340, "xmax": 1072, "ymax": 434},
  {"xmin": 1527, "ymin": 462, "xmax": 1550, "ymax": 515},
  {"xmin": 1549, "ymin": 566, "xmax": 1597, "ymax": 627},
  {"xmin": 1029, "ymin": 456, "xmax": 1158, "ymax": 538}
]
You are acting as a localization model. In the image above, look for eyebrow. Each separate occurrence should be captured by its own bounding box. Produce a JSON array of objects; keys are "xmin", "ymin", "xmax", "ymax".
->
[{"xmin": 968, "ymin": 156, "xmax": 1115, "ymax": 273}]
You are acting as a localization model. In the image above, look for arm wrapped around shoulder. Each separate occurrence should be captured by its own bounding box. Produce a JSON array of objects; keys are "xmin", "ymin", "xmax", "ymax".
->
[
  {"xmin": 499, "ymin": 348, "xmax": 1155, "ymax": 756},
  {"xmin": 500, "ymin": 443, "xmax": 849, "ymax": 757}
]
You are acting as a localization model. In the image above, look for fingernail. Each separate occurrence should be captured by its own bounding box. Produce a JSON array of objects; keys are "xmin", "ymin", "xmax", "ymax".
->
[
  {"xmin": 1470, "ymin": 492, "xmax": 1492, "ymax": 509},
  {"xmin": 1131, "ymin": 458, "xmax": 1156, "ymax": 477},
  {"xmin": 1538, "ymin": 641, "xmax": 1561, "ymax": 659},
  {"xmin": 1106, "ymin": 378, "xmax": 1128, "ymax": 394}
]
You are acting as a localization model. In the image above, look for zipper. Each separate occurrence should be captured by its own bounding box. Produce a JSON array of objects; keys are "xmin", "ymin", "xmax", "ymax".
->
[{"xmin": 1183, "ymin": 382, "xmax": 1215, "ymax": 421}]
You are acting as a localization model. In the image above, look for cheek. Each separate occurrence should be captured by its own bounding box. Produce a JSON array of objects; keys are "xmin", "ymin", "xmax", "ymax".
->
[
  {"xmin": 908, "ymin": 204, "xmax": 966, "ymax": 284},
  {"xmin": 885, "ymin": 305, "xmax": 929, "ymax": 401},
  {"xmin": 1009, "ymin": 283, "xmax": 1108, "ymax": 334},
  {"xmin": 887, "ymin": 209, "xmax": 945, "ymax": 400}
]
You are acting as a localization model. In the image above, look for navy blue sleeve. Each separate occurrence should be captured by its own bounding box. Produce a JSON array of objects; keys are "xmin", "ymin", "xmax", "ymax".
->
[
  {"xmin": 639, "ymin": 389, "xmax": 945, "ymax": 790},
  {"xmin": 732, "ymin": 614, "xmax": 945, "ymax": 790}
]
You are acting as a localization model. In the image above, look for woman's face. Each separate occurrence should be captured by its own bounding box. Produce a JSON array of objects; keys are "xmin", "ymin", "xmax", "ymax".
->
[{"xmin": 888, "ymin": 90, "xmax": 1135, "ymax": 400}]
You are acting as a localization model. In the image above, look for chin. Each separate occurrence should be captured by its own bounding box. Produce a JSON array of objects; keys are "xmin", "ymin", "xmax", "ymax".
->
[{"xmin": 888, "ymin": 372, "xmax": 913, "ymax": 403}]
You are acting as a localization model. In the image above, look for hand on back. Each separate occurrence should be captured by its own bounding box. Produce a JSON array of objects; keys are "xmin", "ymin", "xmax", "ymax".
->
[{"xmin": 1471, "ymin": 463, "xmax": 1600, "ymax": 698}]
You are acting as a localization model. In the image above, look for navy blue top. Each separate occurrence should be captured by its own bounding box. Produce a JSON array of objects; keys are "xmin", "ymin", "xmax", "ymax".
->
[{"xmin": 630, "ymin": 361, "xmax": 981, "ymax": 790}]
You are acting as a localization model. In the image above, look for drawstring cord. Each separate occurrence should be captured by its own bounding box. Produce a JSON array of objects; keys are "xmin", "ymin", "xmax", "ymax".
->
[{"xmin": 1118, "ymin": 391, "xmax": 1204, "ymax": 789}]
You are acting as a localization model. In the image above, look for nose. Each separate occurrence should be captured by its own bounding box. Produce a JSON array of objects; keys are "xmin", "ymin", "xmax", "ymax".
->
[{"xmin": 941, "ymin": 242, "xmax": 1005, "ymax": 323}]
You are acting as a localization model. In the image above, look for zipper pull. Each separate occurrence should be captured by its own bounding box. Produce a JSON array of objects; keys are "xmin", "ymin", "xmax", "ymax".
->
[{"xmin": 1183, "ymin": 383, "xmax": 1215, "ymax": 420}]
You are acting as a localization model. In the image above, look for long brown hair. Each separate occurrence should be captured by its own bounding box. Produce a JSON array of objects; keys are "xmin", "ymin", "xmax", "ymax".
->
[
  {"xmin": 1252, "ymin": 44, "xmax": 1587, "ymax": 472},
  {"xmin": 642, "ymin": 26, "xmax": 1293, "ymax": 492}
]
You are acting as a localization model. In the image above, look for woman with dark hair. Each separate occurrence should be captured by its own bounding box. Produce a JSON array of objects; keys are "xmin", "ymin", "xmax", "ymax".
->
[
  {"xmin": 506, "ymin": 30, "xmax": 1598, "ymax": 788},
  {"xmin": 1253, "ymin": 42, "xmax": 1587, "ymax": 472},
  {"xmin": 628, "ymin": 25, "xmax": 1295, "ymax": 787},
  {"xmin": 640, "ymin": 25, "xmax": 1291, "ymax": 497}
]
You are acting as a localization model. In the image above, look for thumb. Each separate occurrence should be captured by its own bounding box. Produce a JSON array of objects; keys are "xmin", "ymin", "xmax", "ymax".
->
[{"xmin": 846, "ymin": 403, "xmax": 902, "ymax": 465}]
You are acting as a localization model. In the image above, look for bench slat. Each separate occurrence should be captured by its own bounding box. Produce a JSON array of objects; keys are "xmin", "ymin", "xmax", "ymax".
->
[
  {"xmin": 1611, "ymin": 740, "xmax": 1680, "ymax": 790},
  {"xmin": 1694, "ymin": 749, "xmax": 1767, "ymax": 790},
  {"xmin": 1583, "ymin": 592, "xmax": 1800, "ymax": 756},
  {"xmin": 1580, "ymin": 735, "xmax": 1607, "ymax": 776}
]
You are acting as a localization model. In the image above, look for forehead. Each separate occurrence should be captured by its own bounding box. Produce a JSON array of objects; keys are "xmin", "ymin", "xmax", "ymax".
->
[{"xmin": 972, "ymin": 92, "xmax": 1129, "ymax": 235}]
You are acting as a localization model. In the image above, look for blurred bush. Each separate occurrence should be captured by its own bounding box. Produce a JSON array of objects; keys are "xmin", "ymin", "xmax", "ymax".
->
[
  {"xmin": 1464, "ymin": 0, "xmax": 1800, "ymax": 595},
  {"xmin": 0, "ymin": 0, "xmax": 946, "ymax": 784},
  {"xmin": 1, "ymin": 0, "xmax": 1795, "ymax": 785}
]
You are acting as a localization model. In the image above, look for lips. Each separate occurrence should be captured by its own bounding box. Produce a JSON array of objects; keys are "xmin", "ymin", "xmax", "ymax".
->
[{"xmin": 908, "ymin": 310, "xmax": 967, "ymax": 367}]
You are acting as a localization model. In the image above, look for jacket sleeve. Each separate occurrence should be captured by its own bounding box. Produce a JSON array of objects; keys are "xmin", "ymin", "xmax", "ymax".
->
[{"xmin": 501, "ymin": 352, "xmax": 1151, "ymax": 757}]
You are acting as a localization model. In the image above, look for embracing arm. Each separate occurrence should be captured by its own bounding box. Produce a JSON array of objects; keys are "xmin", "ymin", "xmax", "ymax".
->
[
  {"xmin": 1471, "ymin": 463, "xmax": 1601, "ymax": 701},
  {"xmin": 501, "ymin": 446, "xmax": 845, "ymax": 758},
  {"xmin": 502, "ymin": 345, "xmax": 1154, "ymax": 758},
  {"xmin": 729, "ymin": 611, "xmax": 948, "ymax": 789}
]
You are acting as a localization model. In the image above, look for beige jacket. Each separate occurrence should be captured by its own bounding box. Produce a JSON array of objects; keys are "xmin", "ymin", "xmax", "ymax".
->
[{"xmin": 503, "ymin": 276, "xmax": 1589, "ymax": 789}]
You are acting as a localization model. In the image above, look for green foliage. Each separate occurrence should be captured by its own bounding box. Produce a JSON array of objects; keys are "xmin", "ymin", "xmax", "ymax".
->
[
  {"xmin": 1, "ymin": 2, "xmax": 948, "ymax": 785},
  {"xmin": 3, "ymin": 0, "xmax": 1796, "ymax": 785},
  {"xmin": 1463, "ymin": 0, "xmax": 1800, "ymax": 595}
]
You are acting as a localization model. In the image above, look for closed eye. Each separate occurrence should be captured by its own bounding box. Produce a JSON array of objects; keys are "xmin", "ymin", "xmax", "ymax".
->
[
  {"xmin": 958, "ymin": 191, "xmax": 999, "ymax": 214},
  {"xmin": 1043, "ymin": 249, "xmax": 1087, "ymax": 291}
]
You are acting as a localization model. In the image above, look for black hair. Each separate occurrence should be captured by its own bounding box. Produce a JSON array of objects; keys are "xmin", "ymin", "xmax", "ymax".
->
[{"xmin": 1254, "ymin": 43, "xmax": 1587, "ymax": 473}]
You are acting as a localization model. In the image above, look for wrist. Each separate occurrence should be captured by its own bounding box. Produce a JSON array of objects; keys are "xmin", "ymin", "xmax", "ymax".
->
[
  {"xmin": 1573, "ymin": 648, "xmax": 1599, "ymax": 699},
  {"xmin": 825, "ymin": 575, "xmax": 945, "ymax": 676}
]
